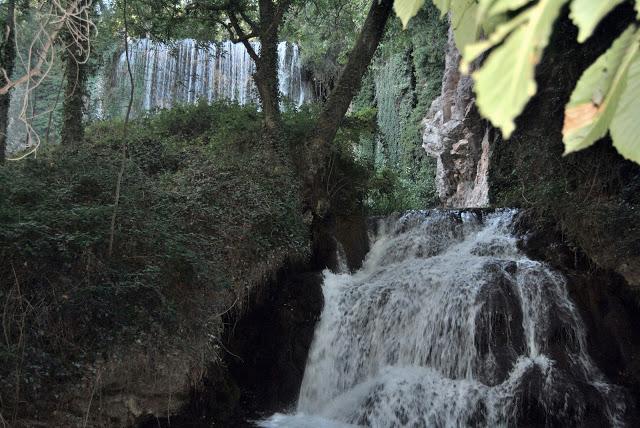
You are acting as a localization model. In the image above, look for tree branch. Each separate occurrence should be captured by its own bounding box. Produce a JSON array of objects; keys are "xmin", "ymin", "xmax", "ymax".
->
[
  {"xmin": 239, "ymin": 10, "xmax": 259, "ymax": 33},
  {"xmin": 0, "ymin": 0, "xmax": 92, "ymax": 96},
  {"xmin": 226, "ymin": 11, "xmax": 259, "ymax": 62}
]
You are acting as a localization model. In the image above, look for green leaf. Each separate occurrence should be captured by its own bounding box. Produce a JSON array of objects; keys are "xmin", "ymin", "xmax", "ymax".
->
[
  {"xmin": 478, "ymin": 0, "xmax": 530, "ymax": 34},
  {"xmin": 393, "ymin": 0, "xmax": 426, "ymax": 28},
  {"xmin": 450, "ymin": 0, "xmax": 480, "ymax": 51},
  {"xmin": 570, "ymin": 0, "xmax": 625, "ymax": 43},
  {"xmin": 610, "ymin": 52, "xmax": 640, "ymax": 164},
  {"xmin": 563, "ymin": 26, "xmax": 640, "ymax": 154},
  {"xmin": 471, "ymin": 0, "xmax": 567, "ymax": 138},
  {"xmin": 637, "ymin": 0, "xmax": 640, "ymax": 18},
  {"xmin": 462, "ymin": 10, "xmax": 529, "ymax": 72}
]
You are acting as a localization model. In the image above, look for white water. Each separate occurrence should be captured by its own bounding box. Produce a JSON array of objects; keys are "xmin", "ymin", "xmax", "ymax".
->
[
  {"xmin": 260, "ymin": 210, "xmax": 627, "ymax": 427},
  {"xmin": 102, "ymin": 39, "xmax": 310, "ymax": 116}
]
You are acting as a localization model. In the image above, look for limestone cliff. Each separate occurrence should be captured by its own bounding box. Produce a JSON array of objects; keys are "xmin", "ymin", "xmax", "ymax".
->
[{"xmin": 422, "ymin": 27, "xmax": 491, "ymax": 208}]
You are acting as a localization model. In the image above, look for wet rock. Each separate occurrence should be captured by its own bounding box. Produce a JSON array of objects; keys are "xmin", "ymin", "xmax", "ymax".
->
[
  {"xmin": 222, "ymin": 270, "xmax": 324, "ymax": 422},
  {"xmin": 336, "ymin": 214, "xmax": 370, "ymax": 272},
  {"xmin": 515, "ymin": 210, "xmax": 640, "ymax": 424},
  {"xmin": 474, "ymin": 262, "xmax": 526, "ymax": 385},
  {"xmin": 509, "ymin": 364, "xmax": 611, "ymax": 428}
]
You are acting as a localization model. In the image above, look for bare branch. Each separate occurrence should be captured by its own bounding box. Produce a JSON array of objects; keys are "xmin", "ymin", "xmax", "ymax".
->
[
  {"xmin": 0, "ymin": 0, "xmax": 95, "ymax": 96},
  {"xmin": 108, "ymin": 0, "xmax": 136, "ymax": 257}
]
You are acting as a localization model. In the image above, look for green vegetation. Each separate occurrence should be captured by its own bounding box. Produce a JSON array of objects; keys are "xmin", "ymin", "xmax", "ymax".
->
[
  {"xmin": 351, "ymin": 5, "xmax": 447, "ymax": 213},
  {"xmin": 283, "ymin": 0, "xmax": 370, "ymax": 90},
  {"xmin": 0, "ymin": 101, "xmax": 311, "ymax": 416},
  {"xmin": 395, "ymin": 0, "xmax": 640, "ymax": 164}
]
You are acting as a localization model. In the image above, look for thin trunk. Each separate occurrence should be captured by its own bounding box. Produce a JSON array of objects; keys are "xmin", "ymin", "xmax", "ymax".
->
[
  {"xmin": 61, "ymin": 47, "xmax": 87, "ymax": 144},
  {"xmin": 255, "ymin": 0, "xmax": 280, "ymax": 134},
  {"xmin": 306, "ymin": 0, "xmax": 394, "ymax": 212},
  {"xmin": 45, "ymin": 67, "xmax": 66, "ymax": 146},
  {"xmin": 61, "ymin": 0, "xmax": 89, "ymax": 145},
  {"xmin": 108, "ymin": 0, "xmax": 135, "ymax": 258},
  {"xmin": 0, "ymin": 0, "xmax": 17, "ymax": 162},
  {"xmin": 227, "ymin": 0, "xmax": 289, "ymax": 137}
]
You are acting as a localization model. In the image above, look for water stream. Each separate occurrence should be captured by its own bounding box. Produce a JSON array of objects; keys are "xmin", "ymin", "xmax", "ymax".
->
[{"xmin": 260, "ymin": 209, "xmax": 627, "ymax": 427}]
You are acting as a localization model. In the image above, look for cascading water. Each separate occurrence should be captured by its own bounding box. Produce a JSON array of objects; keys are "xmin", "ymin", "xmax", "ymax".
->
[
  {"xmin": 101, "ymin": 39, "xmax": 311, "ymax": 117},
  {"xmin": 260, "ymin": 209, "xmax": 629, "ymax": 427}
]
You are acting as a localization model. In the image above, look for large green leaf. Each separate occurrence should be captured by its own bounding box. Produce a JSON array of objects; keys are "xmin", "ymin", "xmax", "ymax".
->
[
  {"xmin": 393, "ymin": 0, "xmax": 426, "ymax": 28},
  {"xmin": 610, "ymin": 52, "xmax": 640, "ymax": 163},
  {"xmin": 476, "ymin": 0, "xmax": 530, "ymax": 34},
  {"xmin": 450, "ymin": 0, "xmax": 480, "ymax": 51},
  {"xmin": 461, "ymin": 10, "xmax": 529, "ymax": 72},
  {"xmin": 563, "ymin": 26, "xmax": 640, "ymax": 154},
  {"xmin": 570, "ymin": 0, "xmax": 625, "ymax": 43},
  {"xmin": 637, "ymin": 0, "xmax": 640, "ymax": 18},
  {"xmin": 470, "ymin": 0, "xmax": 567, "ymax": 138}
]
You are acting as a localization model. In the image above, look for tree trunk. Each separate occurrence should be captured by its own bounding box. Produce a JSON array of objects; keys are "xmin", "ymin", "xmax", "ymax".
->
[
  {"xmin": 61, "ymin": 0, "xmax": 89, "ymax": 145},
  {"xmin": 306, "ymin": 0, "xmax": 394, "ymax": 214},
  {"xmin": 0, "ymin": 0, "xmax": 17, "ymax": 162},
  {"xmin": 255, "ymin": 0, "xmax": 281, "ymax": 134},
  {"xmin": 61, "ymin": 47, "xmax": 87, "ymax": 144}
]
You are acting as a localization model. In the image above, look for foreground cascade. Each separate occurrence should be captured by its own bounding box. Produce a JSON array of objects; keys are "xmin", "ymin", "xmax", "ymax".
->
[{"xmin": 261, "ymin": 210, "xmax": 630, "ymax": 427}]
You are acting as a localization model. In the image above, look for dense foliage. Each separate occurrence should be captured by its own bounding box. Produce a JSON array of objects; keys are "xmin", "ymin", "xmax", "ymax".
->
[{"xmin": 351, "ymin": 5, "xmax": 447, "ymax": 213}]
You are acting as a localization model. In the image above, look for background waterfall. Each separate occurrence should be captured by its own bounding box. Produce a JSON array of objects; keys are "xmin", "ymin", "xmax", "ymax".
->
[
  {"xmin": 261, "ymin": 210, "xmax": 629, "ymax": 427},
  {"xmin": 99, "ymin": 39, "xmax": 311, "ymax": 118}
]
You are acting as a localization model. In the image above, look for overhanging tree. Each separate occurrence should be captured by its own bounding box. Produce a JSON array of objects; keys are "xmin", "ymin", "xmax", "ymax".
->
[{"xmin": 306, "ymin": 0, "xmax": 395, "ymax": 217}]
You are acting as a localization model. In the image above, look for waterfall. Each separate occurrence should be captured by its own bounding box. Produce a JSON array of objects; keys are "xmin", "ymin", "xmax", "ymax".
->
[
  {"xmin": 103, "ymin": 39, "xmax": 311, "ymax": 117},
  {"xmin": 260, "ymin": 210, "xmax": 629, "ymax": 427}
]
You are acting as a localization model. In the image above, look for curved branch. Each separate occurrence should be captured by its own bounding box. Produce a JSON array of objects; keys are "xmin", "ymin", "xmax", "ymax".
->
[{"xmin": 227, "ymin": 12, "xmax": 259, "ymax": 61}]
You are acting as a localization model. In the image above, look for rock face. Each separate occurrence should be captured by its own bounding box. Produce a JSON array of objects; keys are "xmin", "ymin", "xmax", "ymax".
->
[
  {"xmin": 514, "ymin": 210, "xmax": 640, "ymax": 418},
  {"xmin": 422, "ymin": 27, "xmax": 491, "ymax": 208}
]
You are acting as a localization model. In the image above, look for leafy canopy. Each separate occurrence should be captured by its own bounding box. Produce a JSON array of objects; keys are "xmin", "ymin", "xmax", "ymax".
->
[{"xmin": 394, "ymin": 0, "xmax": 640, "ymax": 165}]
